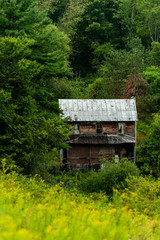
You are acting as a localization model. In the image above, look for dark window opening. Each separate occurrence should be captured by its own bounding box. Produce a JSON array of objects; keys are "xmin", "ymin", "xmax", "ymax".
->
[
  {"xmin": 63, "ymin": 150, "xmax": 67, "ymax": 163},
  {"xmin": 115, "ymin": 145, "xmax": 120, "ymax": 155},
  {"xmin": 96, "ymin": 122, "xmax": 102, "ymax": 133}
]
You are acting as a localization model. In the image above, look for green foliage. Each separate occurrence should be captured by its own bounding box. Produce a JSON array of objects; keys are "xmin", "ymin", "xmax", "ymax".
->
[
  {"xmin": 135, "ymin": 0, "xmax": 160, "ymax": 43},
  {"xmin": 142, "ymin": 66, "xmax": 160, "ymax": 113},
  {"xmin": 58, "ymin": 0, "xmax": 86, "ymax": 37},
  {"xmin": 79, "ymin": 159, "xmax": 140, "ymax": 195},
  {"xmin": 1, "ymin": 172, "xmax": 160, "ymax": 239},
  {"xmin": 0, "ymin": 0, "xmax": 73, "ymax": 178},
  {"xmin": 137, "ymin": 120, "xmax": 151, "ymax": 146},
  {"xmin": 113, "ymin": 0, "xmax": 138, "ymax": 40},
  {"xmin": 38, "ymin": 0, "xmax": 53, "ymax": 11},
  {"xmin": 115, "ymin": 0, "xmax": 160, "ymax": 46},
  {"xmin": 49, "ymin": 0, "xmax": 69, "ymax": 23},
  {"xmin": 90, "ymin": 39, "xmax": 145, "ymax": 99},
  {"xmin": 87, "ymin": 78, "xmax": 108, "ymax": 99},
  {"xmin": 0, "ymin": 108, "xmax": 71, "ymax": 178},
  {"xmin": 0, "ymin": 0, "xmax": 160, "ymax": 178},
  {"xmin": 50, "ymin": 78, "xmax": 86, "ymax": 100},
  {"xmin": 149, "ymin": 42, "xmax": 160, "ymax": 66},
  {"xmin": 0, "ymin": 36, "xmax": 41, "ymax": 106},
  {"xmin": 31, "ymin": 24, "xmax": 71, "ymax": 77},
  {"xmin": 137, "ymin": 112, "xmax": 160, "ymax": 177},
  {"xmin": 117, "ymin": 176, "xmax": 160, "ymax": 217},
  {"xmin": 92, "ymin": 43, "xmax": 115, "ymax": 69},
  {"xmin": 137, "ymin": 121, "xmax": 150, "ymax": 135},
  {"xmin": 70, "ymin": 0, "xmax": 123, "ymax": 75},
  {"xmin": 144, "ymin": 66, "xmax": 160, "ymax": 93},
  {"xmin": 0, "ymin": 36, "xmax": 71, "ymax": 178},
  {"xmin": 0, "ymin": 0, "xmax": 71, "ymax": 78}
]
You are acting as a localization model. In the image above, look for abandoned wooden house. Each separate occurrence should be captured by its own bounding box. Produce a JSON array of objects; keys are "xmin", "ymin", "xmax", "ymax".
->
[{"xmin": 59, "ymin": 99, "xmax": 138, "ymax": 171}]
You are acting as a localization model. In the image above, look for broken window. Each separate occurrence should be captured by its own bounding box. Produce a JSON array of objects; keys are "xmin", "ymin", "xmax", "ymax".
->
[
  {"xmin": 74, "ymin": 124, "xmax": 79, "ymax": 134},
  {"xmin": 118, "ymin": 123, "xmax": 125, "ymax": 134},
  {"xmin": 96, "ymin": 122, "xmax": 102, "ymax": 133}
]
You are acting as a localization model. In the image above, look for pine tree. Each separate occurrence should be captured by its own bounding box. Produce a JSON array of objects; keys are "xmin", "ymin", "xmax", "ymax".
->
[
  {"xmin": 0, "ymin": 1, "xmax": 71, "ymax": 178},
  {"xmin": 0, "ymin": 0, "xmax": 71, "ymax": 77}
]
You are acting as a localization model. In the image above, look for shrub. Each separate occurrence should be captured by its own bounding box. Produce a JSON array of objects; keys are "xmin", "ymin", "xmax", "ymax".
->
[
  {"xmin": 137, "ymin": 112, "xmax": 160, "ymax": 177},
  {"xmin": 79, "ymin": 158, "xmax": 140, "ymax": 195},
  {"xmin": 117, "ymin": 176, "xmax": 160, "ymax": 217},
  {"xmin": 1, "ymin": 172, "xmax": 160, "ymax": 239}
]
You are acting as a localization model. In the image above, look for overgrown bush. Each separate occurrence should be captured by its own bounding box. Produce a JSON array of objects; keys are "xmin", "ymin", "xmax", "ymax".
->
[
  {"xmin": 1, "ymin": 171, "xmax": 160, "ymax": 239},
  {"xmin": 116, "ymin": 176, "xmax": 160, "ymax": 217},
  {"xmin": 137, "ymin": 112, "xmax": 160, "ymax": 177},
  {"xmin": 79, "ymin": 158, "xmax": 140, "ymax": 195}
]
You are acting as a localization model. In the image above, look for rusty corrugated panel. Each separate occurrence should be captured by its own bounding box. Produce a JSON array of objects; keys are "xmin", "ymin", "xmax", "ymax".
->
[
  {"xmin": 59, "ymin": 99, "xmax": 138, "ymax": 122},
  {"xmin": 66, "ymin": 135, "xmax": 135, "ymax": 144}
]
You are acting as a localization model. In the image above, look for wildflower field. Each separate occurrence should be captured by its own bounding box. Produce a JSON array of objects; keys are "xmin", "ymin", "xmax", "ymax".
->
[{"xmin": 0, "ymin": 169, "xmax": 160, "ymax": 240}]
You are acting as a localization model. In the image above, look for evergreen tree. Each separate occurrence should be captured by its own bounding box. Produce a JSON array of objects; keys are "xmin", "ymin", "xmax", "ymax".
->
[
  {"xmin": 0, "ymin": 0, "xmax": 72, "ymax": 178},
  {"xmin": 0, "ymin": 0, "xmax": 71, "ymax": 78},
  {"xmin": 0, "ymin": 36, "xmax": 71, "ymax": 177},
  {"xmin": 69, "ymin": 0, "xmax": 123, "ymax": 75}
]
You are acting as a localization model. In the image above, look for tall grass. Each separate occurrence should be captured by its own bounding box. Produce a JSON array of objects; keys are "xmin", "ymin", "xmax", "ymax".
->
[{"xmin": 0, "ymin": 169, "xmax": 160, "ymax": 239}]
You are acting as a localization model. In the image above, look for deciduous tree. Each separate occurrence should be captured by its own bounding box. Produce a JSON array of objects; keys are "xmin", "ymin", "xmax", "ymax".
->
[{"xmin": 137, "ymin": 113, "xmax": 160, "ymax": 177}]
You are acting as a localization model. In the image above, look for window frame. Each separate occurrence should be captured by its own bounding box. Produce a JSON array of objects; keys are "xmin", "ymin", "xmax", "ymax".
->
[{"xmin": 118, "ymin": 123, "xmax": 125, "ymax": 134}]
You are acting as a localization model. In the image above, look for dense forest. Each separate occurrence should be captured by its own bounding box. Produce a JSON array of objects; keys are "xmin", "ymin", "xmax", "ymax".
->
[
  {"xmin": 0, "ymin": 0, "xmax": 160, "ymax": 238},
  {"xmin": 0, "ymin": 0, "xmax": 160, "ymax": 177}
]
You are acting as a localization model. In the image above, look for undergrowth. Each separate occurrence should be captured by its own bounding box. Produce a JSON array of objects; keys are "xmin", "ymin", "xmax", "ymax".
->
[{"xmin": 0, "ymin": 160, "xmax": 160, "ymax": 239}]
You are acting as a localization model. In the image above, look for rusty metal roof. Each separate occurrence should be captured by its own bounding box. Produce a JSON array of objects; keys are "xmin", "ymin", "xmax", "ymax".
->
[
  {"xmin": 67, "ymin": 135, "xmax": 136, "ymax": 144},
  {"xmin": 59, "ymin": 99, "xmax": 138, "ymax": 122}
]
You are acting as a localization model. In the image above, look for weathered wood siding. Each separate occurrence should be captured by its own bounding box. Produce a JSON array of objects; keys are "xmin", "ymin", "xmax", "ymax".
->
[
  {"xmin": 64, "ymin": 121, "xmax": 136, "ymax": 170},
  {"xmin": 70, "ymin": 122, "xmax": 135, "ymax": 136}
]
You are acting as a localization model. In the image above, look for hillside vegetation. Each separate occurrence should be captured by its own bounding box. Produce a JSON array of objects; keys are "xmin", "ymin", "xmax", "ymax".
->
[
  {"xmin": 1, "ymin": 166, "xmax": 160, "ymax": 239},
  {"xmin": 0, "ymin": 1, "xmax": 160, "ymax": 237},
  {"xmin": 0, "ymin": 0, "xmax": 159, "ymax": 178}
]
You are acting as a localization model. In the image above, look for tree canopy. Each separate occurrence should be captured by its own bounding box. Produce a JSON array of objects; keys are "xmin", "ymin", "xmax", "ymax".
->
[
  {"xmin": 0, "ymin": 0, "xmax": 160, "ymax": 178},
  {"xmin": 137, "ymin": 113, "xmax": 160, "ymax": 177},
  {"xmin": 0, "ymin": 0, "xmax": 72, "ymax": 179}
]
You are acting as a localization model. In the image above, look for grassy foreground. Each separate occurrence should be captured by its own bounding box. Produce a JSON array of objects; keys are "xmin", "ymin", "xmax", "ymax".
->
[{"xmin": 0, "ymin": 171, "xmax": 160, "ymax": 240}]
